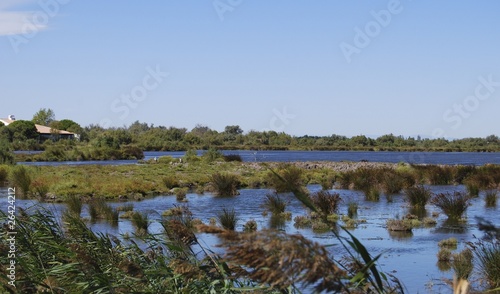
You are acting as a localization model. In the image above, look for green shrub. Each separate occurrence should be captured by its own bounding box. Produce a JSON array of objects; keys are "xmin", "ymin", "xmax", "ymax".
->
[
  {"xmin": 223, "ymin": 154, "xmax": 243, "ymax": 162},
  {"xmin": 0, "ymin": 165, "xmax": 9, "ymax": 185},
  {"xmin": 202, "ymin": 148, "xmax": 223, "ymax": 162},
  {"xmin": 162, "ymin": 175, "xmax": 179, "ymax": 189}
]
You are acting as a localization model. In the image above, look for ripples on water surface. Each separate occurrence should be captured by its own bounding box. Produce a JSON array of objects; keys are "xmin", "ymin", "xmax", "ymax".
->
[{"xmin": 2, "ymin": 184, "xmax": 499, "ymax": 293}]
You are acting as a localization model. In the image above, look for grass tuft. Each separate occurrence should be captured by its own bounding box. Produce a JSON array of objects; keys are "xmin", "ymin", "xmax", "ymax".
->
[
  {"xmin": 210, "ymin": 172, "xmax": 239, "ymax": 196},
  {"xmin": 431, "ymin": 191, "xmax": 471, "ymax": 220},
  {"xmin": 217, "ymin": 208, "xmax": 238, "ymax": 230},
  {"xmin": 405, "ymin": 185, "xmax": 432, "ymax": 208}
]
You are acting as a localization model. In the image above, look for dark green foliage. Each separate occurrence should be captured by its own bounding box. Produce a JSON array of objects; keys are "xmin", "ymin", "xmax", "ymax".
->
[
  {"xmin": 0, "ymin": 165, "xmax": 8, "ymax": 185},
  {"xmin": 0, "ymin": 140, "xmax": 14, "ymax": 164},
  {"xmin": 431, "ymin": 191, "xmax": 471, "ymax": 220},
  {"xmin": 223, "ymin": 154, "xmax": 242, "ymax": 162},
  {"xmin": 163, "ymin": 175, "xmax": 179, "ymax": 189},
  {"xmin": 405, "ymin": 185, "xmax": 432, "ymax": 208},
  {"xmin": 201, "ymin": 148, "xmax": 223, "ymax": 162},
  {"xmin": 210, "ymin": 172, "xmax": 239, "ymax": 196},
  {"xmin": 7, "ymin": 120, "xmax": 39, "ymax": 141}
]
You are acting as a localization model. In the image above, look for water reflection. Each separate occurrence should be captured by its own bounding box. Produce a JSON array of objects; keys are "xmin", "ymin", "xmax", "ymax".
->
[
  {"xmin": 434, "ymin": 219, "xmax": 468, "ymax": 234},
  {"xmin": 388, "ymin": 230, "xmax": 413, "ymax": 240}
]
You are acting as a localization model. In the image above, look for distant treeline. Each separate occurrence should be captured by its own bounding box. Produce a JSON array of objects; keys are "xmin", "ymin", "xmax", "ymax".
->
[{"xmin": 2, "ymin": 118, "xmax": 500, "ymax": 156}]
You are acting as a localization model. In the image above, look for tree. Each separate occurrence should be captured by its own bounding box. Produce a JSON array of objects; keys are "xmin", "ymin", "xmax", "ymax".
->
[
  {"xmin": 32, "ymin": 108, "xmax": 55, "ymax": 125},
  {"xmin": 7, "ymin": 120, "xmax": 39, "ymax": 142},
  {"xmin": 0, "ymin": 139, "xmax": 14, "ymax": 164},
  {"xmin": 224, "ymin": 125, "xmax": 243, "ymax": 135},
  {"xmin": 57, "ymin": 119, "xmax": 83, "ymax": 134}
]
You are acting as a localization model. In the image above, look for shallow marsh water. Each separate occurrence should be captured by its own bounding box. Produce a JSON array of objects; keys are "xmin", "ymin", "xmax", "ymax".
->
[{"xmin": 2, "ymin": 185, "xmax": 499, "ymax": 293}]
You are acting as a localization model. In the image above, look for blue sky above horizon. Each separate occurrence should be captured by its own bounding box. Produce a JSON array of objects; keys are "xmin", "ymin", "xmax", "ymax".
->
[{"xmin": 1, "ymin": 0, "xmax": 500, "ymax": 139}]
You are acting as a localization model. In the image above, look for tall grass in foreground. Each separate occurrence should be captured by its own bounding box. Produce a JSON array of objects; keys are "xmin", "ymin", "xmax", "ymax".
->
[
  {"xmin": 430, "ymin": 191, "xmax": 471, "ymax": 221},
  {"xmin": 267, "ymin": 163, "xmax": 304, "ymax": 193},
  {"xmin": 0, "ymin": 207, "xmax": 260, "ymax": 293},
  {"xmin": 404, "ymin": 185, "xmax": 432, "ymax": 208},
  {"xmin": 485, "ymin": 189, "xmax": 498, "ymax": 207}
]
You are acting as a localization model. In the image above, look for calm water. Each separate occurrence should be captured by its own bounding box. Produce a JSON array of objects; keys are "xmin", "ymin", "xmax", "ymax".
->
[
  {"xmin": 2, "ymin": 185, "xmax": 498, "ymax": 293},
  {"xmin": 18, "ymin": 150, "xmax": 500, "ymax": 166}
]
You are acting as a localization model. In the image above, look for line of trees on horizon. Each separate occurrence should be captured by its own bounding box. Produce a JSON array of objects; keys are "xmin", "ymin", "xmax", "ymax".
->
[{"xmin": 1, "ymin": 109, "xmax": 500, "ymax": 158}]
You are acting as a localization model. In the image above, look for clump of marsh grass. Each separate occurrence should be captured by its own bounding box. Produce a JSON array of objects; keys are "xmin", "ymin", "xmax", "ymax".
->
[
  {"xmin": 162, "ymin": 175, "xmax": 179, "ymax": 189},
  {"xmin": 309, "ymin": 190, "xmax": 341, "ymax": 218},
  {"xmin": 30, "ymin": 178, "xmax": 50, "ymax": 200},
  {"xmin": 347, "ymin": 200, "xmax": 358, "ymax": 218},
  {"xmin": 9, "ymin": 165, "xmax": 32, "ymax": 196},
  {"xmin": 452, "ymin": 248, "xmax": 473, "ymax": 281},
  {"xmin": 88, "ymin": 198, "xmax": 118, "ymax": 223},
  {"xmin": 217, "ymin": 208, "xmax": 238, "ymax": 230},
  {"xmin": 220, "ymin": 230, "xmax": 346, "ymax": 293},
  {"xmin": 431, "ymin": 191, "xmax": 471, "ymax": 221},
  {"xmin": 174, "ymin": 187, "xmax": 188, "ymax": 201},
  {"xmin": 471, "ymin": 239, "xmax": 500, "ymax": 289},
  {"xmin": 485, "ymin": 189, "xmax": 498, "ymax": 207},
  {"xmin": 65, "ymin": 194, "xmax": 83, "ymax": 215},
  {"xmin": 262, "ymin": 193, "xmax": 287, "ymax": 215},
  {"xmin": 243, "ymin": 220, "xmax": 258, "ymax": 233},
  {"xmin": 437, "ymin": 247, "xmax": 452, "ymax": 262},
  {"xmin": 210, "ymin": 172, "xmax": 239, "ymax": 196},
  {"xmin": 365, "ymin": 188, "xmax": 380, "ymax": 201},
  {"xmin": 162, "ymin": 205, "xmax": 197, "ymax": 246},
  {"xmin": 267, "ymin": 163, "xmax": 304, "ymax": 193},
  {"xmin": 386, "ymin": 219, "xmax": 413, "ymax": 232},
  {"xmin": 438, "ymin": 237, "xmax": 458, "ymax": 249},
  {"xmin": 294, "ymin": 215, "xmax": 312, "ymax": 228},
  {"xmin": 405, "ymin": 185, "xmax": 432, "ymax": 208},
  {"xmin": 423, "ymin": 217, "xmax": 437, "ymax": 226},
  {"xmin": 131, "ymin": 212, "xmax": 149, "ymax": 235},
  {"xmin": 425, "ymin": 165, "xmax": 454, "ymax": 185},
  {"xmin": 116, "ymin": 204, "xmax": 134, "ymax": 212}
]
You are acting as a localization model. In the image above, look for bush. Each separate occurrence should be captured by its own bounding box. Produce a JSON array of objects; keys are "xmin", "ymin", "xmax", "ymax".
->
[
  {"xmin": 210, "ymin": 172, "xmax": 239, "ymax": 196},
  {"xmin": 202, "ymin": 148, "xmax": 223, "ymax": 162},
  {"xmin": 223, "ymin": 154, "xmax": 243, "ymax": 162},
  {"xmin": 431, "ymin": 192, "xmax": 471, "ymax": 220},
  {"xmin": 405, "ymin": 185, "xmax": 432, "ymax": 208},
  {"xmin": 163, "ymin": 175, "xmax": 180, "ymax": 189}
]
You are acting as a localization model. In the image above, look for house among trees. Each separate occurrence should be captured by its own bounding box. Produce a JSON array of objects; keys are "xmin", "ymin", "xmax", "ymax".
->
[{"xmin": 0, "ymin": 114, "xmax": 77, "ymax": 142}]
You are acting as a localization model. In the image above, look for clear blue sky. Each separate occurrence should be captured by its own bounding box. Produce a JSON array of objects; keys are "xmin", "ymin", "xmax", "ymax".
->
[{"xmin": 1, "ymin": 0, "xmax": 500, "ymax": 138}]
